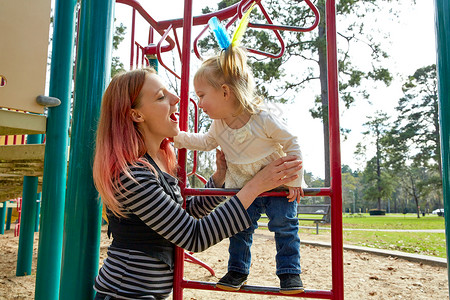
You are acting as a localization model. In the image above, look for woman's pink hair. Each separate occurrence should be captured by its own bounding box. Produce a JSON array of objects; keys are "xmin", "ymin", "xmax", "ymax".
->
[{"xmin": 93, "ymin": 68, "xmax": 177, "ymax": 217}]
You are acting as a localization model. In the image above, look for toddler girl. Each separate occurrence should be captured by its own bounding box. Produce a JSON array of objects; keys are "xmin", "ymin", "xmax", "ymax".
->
[{"xmin": 174, "ymin": 15, "xmax": 305, "ymax": 294}]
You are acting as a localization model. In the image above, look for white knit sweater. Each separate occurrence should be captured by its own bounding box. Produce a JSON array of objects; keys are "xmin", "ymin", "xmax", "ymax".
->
[{"xmin": 174, "ymin": 110, "xmax": 305, "ymax": 189}]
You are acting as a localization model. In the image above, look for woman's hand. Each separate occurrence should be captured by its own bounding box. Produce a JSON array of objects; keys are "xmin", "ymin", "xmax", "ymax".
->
[
  {"xmin": 212, "ymin": 148, "xmax": 227, "ymax": 187},
  {"xmin": 237, "ymin": 155, "xmax": 303, "ymax": 208}
]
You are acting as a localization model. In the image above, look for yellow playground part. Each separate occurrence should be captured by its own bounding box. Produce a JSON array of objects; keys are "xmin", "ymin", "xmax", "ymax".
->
[
  {"xmin": 0, "ymin": 0, "xmax": 51, "ymax": 202},
  {"xmin": 0, "ymin": 0, "xmax": 51, "ymax": 114}
]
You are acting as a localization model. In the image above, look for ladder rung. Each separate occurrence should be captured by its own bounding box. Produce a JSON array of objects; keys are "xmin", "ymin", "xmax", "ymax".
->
[{"xmin": 182, "ymin": 280, "xmax": 333, "ymax": 298}]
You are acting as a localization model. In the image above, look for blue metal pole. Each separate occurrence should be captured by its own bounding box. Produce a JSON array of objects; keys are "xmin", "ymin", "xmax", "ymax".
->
[
  {"xmin": 59, "ymin": 0, "xmax": 114, "ymax": 299},
  {"xmin": 434, "ymin": 0, "xmax": 450, "ymax": 298},
  {"xmin": 0, "ymin": 202, "xmax": 6, "ymax": 234},
  {"xmin": 34, "ymin": 0, "xmax": 77, "ymax": 298},
  {"xmin": 16, "ymin": 134, "xmax": 41, "ymax": 276}
]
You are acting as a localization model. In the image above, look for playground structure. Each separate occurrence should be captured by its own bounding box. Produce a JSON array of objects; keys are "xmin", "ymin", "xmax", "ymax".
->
[{"xmin": 0, "ymin": 0, "xmax": 449, "ymax": 300}]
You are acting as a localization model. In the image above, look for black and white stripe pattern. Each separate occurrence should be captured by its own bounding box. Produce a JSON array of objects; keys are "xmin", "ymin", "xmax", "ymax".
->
[{"xmin": 95, "ymin": 166, "xmax": 251, "ymax": 299}]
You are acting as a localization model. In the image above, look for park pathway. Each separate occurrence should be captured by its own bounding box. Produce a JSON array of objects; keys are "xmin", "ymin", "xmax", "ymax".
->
[{"xmin": 306, "ymin": 227, "xmax": 445, "ymax": 233}]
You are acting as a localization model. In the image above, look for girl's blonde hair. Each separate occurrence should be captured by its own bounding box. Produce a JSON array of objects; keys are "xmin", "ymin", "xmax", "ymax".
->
[
  {"xmin": 195, "ymin": 46, "xmax": 262, "ymax": 115},
  {"xmin": 93, "ymin": 68, "xmax": 177, "ymax": 217}
]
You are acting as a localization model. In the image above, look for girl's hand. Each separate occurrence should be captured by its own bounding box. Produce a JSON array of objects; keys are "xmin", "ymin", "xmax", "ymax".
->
[
  {"xmin": 212, "ymin": 148, "xmax": 227, "ymax": 187},
  {"xmin": 237, "ymin": 155, "xmax": 302, "ymax": 208},
  {"xmin": 287, "ymin": 187, "xmax": 304, "ymax": 204}
]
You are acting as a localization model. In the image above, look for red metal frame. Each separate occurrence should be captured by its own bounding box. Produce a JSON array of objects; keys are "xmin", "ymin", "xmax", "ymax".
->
[
  {"xmin": 115, "ymin": 0, "xmax": 343, "ymax": 299},
  {"xmin": 14, "ymin": 198, "xmax": 22, "ymax": 237},
  {"xmin": 326, "ymin": 1, "xmax": 344, "ymax": 299},
  {"xmin": 184, "ymin": 252, "xmax": 215, "ymax": 276}
]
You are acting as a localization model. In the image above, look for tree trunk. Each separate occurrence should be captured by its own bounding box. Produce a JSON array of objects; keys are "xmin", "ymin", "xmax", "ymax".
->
[
  {"xmin": 432, "ymin": 92, "xmax": 442, "ymax": 180},
  {"xmin": 317, "ymin": 0, "xmax": 330, "ymax": 199},
  {"xmin": 376, "ymin": 130, "xmax": 382, "ymax": 210},
  {"xmin": 411, "ymin": 177, "xmax": 420, "ymax": 218},
  {"xmin": 414, "ymin": 195, "xmax": 420, "ymax": 218},
  {"xmin": 432, "ymin": 94, "xmax": 443, "ymax": 208}
]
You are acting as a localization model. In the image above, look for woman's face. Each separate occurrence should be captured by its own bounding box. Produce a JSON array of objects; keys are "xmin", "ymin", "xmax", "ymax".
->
[{"xmin": 132, "ymin": 73, "xmax": 180, "ymax": 140}]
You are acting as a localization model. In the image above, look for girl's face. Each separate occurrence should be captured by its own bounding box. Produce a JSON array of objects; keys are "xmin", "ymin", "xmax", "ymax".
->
[
  {"xmin": 132, "ymin": 73, "xmax": 180, "ymax": 140},
  {"xmin": 194, "ymin": 78, "xmax": 236, "ymax": 120}
]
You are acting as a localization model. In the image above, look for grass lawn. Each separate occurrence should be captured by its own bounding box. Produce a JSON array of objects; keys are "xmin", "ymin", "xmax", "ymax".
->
[
  {"xmin": 339, "ymin": 213, "xmax": 445, "ymax": 229},
  {"xmin": 341, "ymin": 230, "xmax": 446, "ymax": 258},
  {"xmin": 295, "ymin": 213, "xmax": 447, "ymax": 258}
]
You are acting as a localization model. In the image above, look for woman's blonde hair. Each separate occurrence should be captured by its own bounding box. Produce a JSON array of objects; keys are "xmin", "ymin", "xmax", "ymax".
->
[{"xmin": 194, "ymin": 46, "xmax": 262, "ymax": 115}]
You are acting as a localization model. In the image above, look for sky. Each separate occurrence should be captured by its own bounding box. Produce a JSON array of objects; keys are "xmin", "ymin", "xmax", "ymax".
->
[{"xmin": 114, "ymin": 0, "xmax": 437, "ymax": 179}]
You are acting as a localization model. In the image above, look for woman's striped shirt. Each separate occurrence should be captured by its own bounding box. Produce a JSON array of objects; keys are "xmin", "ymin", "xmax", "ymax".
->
[{"xmin": 94, "ymin": 165, "xmax": 251, "ymax": 299}]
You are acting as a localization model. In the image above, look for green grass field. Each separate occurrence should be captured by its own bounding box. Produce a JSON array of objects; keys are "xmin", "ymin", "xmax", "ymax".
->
[
  {"xmin": 341, "ymin": 230, "xmax": 446, "ymax": 257},
  {"xmin": 332, "ymin": 213, "xmax": 444, "ymax": 229},
  {"xmin": 297, "ymin": 213, "xmax": 447, "ymax": 258}
]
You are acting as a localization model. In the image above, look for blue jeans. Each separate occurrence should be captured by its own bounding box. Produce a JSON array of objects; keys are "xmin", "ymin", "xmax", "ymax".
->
[{"xmin": 228, "ymin": 196, "xmax": 301, "ymax": 275}]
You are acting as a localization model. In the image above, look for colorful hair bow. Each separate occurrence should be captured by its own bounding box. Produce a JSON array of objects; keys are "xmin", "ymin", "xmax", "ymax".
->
[{"xmin": 208, "ymin": 1, "xmax": 256, "ymax": 50}]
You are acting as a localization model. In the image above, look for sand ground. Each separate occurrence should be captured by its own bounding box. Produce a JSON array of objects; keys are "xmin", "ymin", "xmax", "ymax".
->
[{"xmin": 0, "ymin": 226, "xmax": 448, "ymax": 299}]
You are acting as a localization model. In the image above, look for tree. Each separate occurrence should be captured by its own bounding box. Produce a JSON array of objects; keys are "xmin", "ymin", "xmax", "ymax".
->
[
  {"xmin": 310, "ymin": 0, "xmax": 393, "ymax": 190},
  {"xmin": 302, "ymin": 171, "xmax": 325, "ymax": 204},
  {"xmin": 111, "ymin": 22, "xmax": 126, "ymax": 77},
  {"xmin": 356, "ymin": 111, "xmax": 394, "ymax": 210},
  {"xmin": 382, "ymin": 65, "xmax": 442, "ymax": 216},
  {"xmin": 395, "ymin": 65, "xmax": 441, "ymax": 187},
  {"xmin": 341, "ymin": 165, "xmax": 363, "ymax": 213}
]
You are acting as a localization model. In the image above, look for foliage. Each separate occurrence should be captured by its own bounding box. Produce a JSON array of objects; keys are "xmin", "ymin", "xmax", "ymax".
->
[
  {"xmin": 301, "ymin": 171, "xmax": 326, "ymax": 204},
  {"xmin": 355, "ymin": 111, "xmax": 394, "ymax": 210},
  {"xmin": 341, "ymin": 165, "xmax": 364, "ymax": 213},
  {"xmin": 383, "ymin": 65, "xmax": 442, "ymax": 216},
  {"xmin": 198, "ymin": 0, "xmax": 395, "ymax": 105},
  {"xmin": 393, "ymin": 65, "xmax": 442, "ymax": 188},
  {"xmin": 111, "ymin": 22, "xmax": 126, "ymax": 77},
  {"xmin": 395, "ymin": 65, "xmax": 440, "ymax": 170}
]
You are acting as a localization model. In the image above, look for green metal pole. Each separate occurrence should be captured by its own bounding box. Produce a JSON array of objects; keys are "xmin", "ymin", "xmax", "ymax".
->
[
  {"xmin": 0, "ymin": 202, "xmax": 6, "ymax": 234},
  {"xmin": 147, "ymin": 53, "xmax": 158, "ymax": 72},
  {"xmin": 35, "ymin": 193, "xmax": 41, "ymax": 232},
  {"xmin": 434, "ymin": 0, "xmax": 450, "ymax": 298},
  {"xmin": 34, "ymin": 135, "xmax": 44, "ymax": 233},
  {"xmin": 59, "ymin": 0, "xmax": 114, "ymax": 299},
  {"xmin": 34, "ymin": 0, "xmax": 77, "ymax": 298},
  {"xmin": 6, "ymin": 206, "xmax": 12, "ymax": 231},
  {"xmin": 16, "ymin": 134, "xmax": 41, "ymax": 276}
]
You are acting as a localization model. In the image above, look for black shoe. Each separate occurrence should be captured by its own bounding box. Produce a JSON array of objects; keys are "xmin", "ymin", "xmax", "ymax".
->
[
  {"xmin": 278, "ymin": 274, "xmax": 304, "ymax": 294},
  {"xmin": 216, "ymin": 271, "xmax": 248, "ymax": 291}
]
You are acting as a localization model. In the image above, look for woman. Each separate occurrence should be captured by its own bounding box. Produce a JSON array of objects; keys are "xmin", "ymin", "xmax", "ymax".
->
[{"xmin": 92, "ymin": 67, "xmax": 302, "ymax": 299}]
